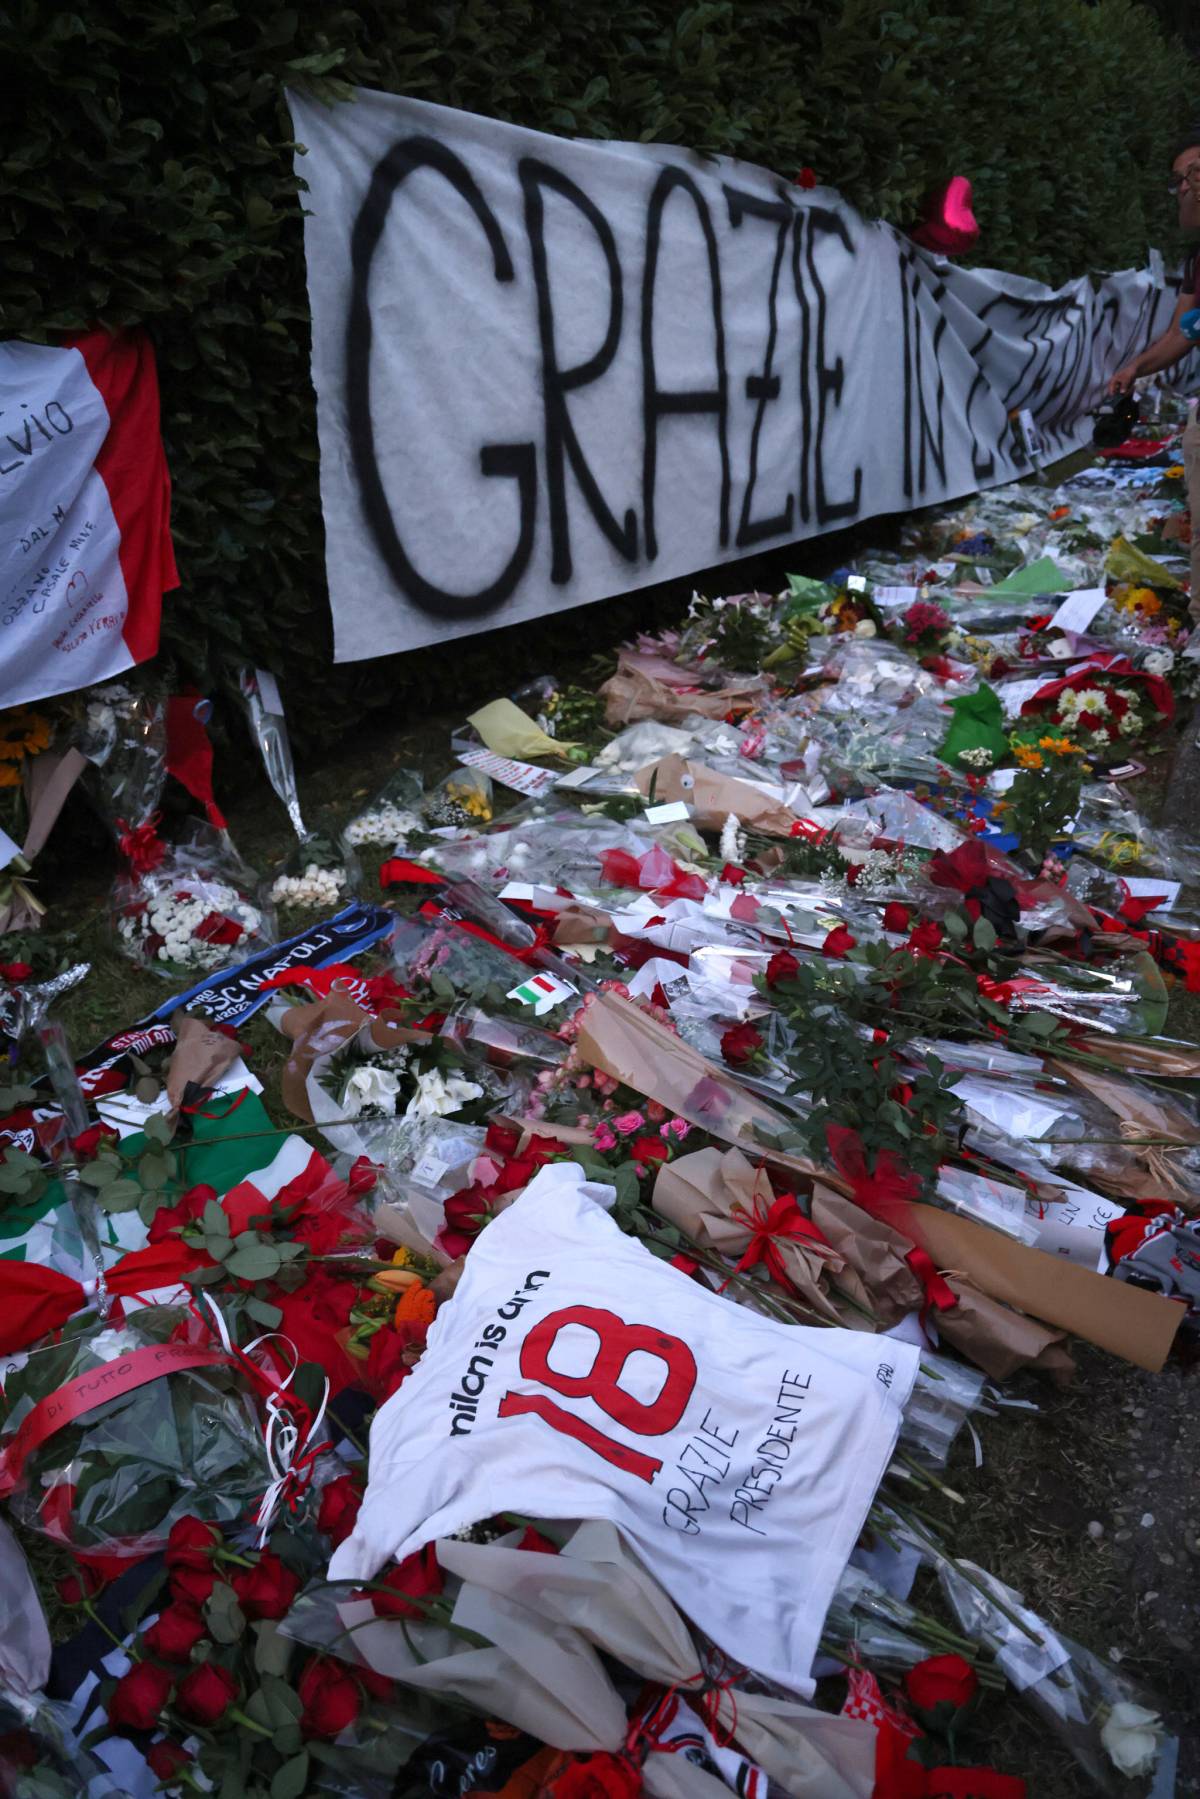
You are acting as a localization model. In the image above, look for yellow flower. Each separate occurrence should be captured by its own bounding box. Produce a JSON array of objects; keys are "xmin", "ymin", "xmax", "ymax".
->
[
  {"xmin": 1013, "ymin": 745, "xmax": 1044, "ymax": 770},
  {"xmin": 1165, "ymin": 465, "xmax": 1184, "ymax": 479},
  {"xmin": 390, "ymin": 1246, "xmax": 413, "ymax": 1269},
  {"xmin": 0, "ymin": 709, "xmax": 50, "ymax": 763}
]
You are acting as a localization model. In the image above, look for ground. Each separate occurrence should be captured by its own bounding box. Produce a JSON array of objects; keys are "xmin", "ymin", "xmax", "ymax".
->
[{"xmin": 18, "ymin": 494, "xmax": 1200, "ymax": 1796}]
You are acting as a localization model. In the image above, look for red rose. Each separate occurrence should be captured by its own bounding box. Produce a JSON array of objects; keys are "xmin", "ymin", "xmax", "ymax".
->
[
  {"xmin": 175, "ymin": 1662, "xmax": 238, "ymax": 1726},
  {"xmin": 317, "ymin": 1473, "xmax": 362, "ymax": 1547},
  {"xmin": 549, "ymin": 1752, "xmax": 642, "ymax": 1798},
  {"xmin": 362, "ymin": 1324, "xmax": 418, "ymax": 1402},
  {"xmin": 354, "ymin": 1662, "xmax": 394, "ymax": 1701},
  {"xmin": 796, "ymin": 167, "xmax": 817, "ymax": 189},
  {"xmin": 56, "ymin": 1564, "xmax": 104, "ymax": 1606},
  {"xmin": 720, "ymin": 861, "xmax": 747, "ymax": 885},
  {"xmin": 146, "ymin": 1741, "xmax": 193, "ymax": 1781},
  {"xmin": 517, "ymin": 1526, "xmax": 560, "ymax": 1554},
  {"xmin": 720, "ymin": 1021, "xmax": 763, "ymax": 1067},
  {"xmin": 0, "ymin": 963, "xmax": 32, "ymax": 983},
  {"xmin": 194, "ymin": 911, "xmax": 242, "ymax": 946},
  {"xmin": 149, "ymin": 1185, "xmax": 216, "ymax": 1245},
  {"xmin": 143, "ymin": 1603, "xmax": 207, "ymax": 1662},
  {"xmin": 367, "ymin": 1544, "xmax": 443, "ymax": 1618},
  {"xmin": 440, "ymin": 1183, "xmax": 495, "ymax": 1259},
  {"xmin": 169, "ymin": 1565, "xmax": 218, "ymax": 1607},
  {"xmin": 907, "ymin": 920, "xmax": 944, "ymax": 957},
  {"xmin": 821, "ymin": 925, "xmax": 857, "ymax": 959},
  {"xmin": 221, "ymin": 1182, "xmax": 274, "ymax": 1236},
  {"xmin": 298, "ymin": 1655, "xmax": 362, "ymax": 1740},
  {"xmin": 903, "ymin": 1652, "xmax": 979, "ymax": 1723},
  {"xmin": 630, "ymin": 1135, "xmax": 668, "ymax": 1164},
  {"xmin": 882, "ymin": 903, "xmax": 911, "ymax": 934},
  {"xmin": 108, "ymin": 1662, "xmax": 174, "ymax": 1733},
  {"xmin": 164, "ymin": 1515, "xmax": 221, "ymax": 1570},
  {"xmin": 484, "ymin": 1121, "xmax": 521, "ymax": 1159},
  {"xmin": 70, "ymin": 1123, "xmax": 118, "ymax": 1160},
  {"xmin": 765, "ymin": 949, "xmax": 799, "ymax": 987},
  {"xmin": 232, "ymin": 1550, "xmax": 300, "ymax": 1621},
  {"xmin": 493, "ymin": 1156, "xmax": 535, "ymax": 1195}
]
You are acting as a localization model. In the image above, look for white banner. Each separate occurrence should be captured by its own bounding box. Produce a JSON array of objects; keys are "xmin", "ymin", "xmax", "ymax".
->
[{"xmin": 290, "ymin": 89, "xmax": 1184, "ymax": 662}]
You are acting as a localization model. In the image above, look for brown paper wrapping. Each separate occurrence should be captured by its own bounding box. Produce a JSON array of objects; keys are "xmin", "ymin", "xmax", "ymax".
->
[
  {"xmin": 1047, "ymin": 1058, "xmax": 1200, "ymax": 1144},
  {"xmin": 600, "ymin": 654, "xmax": 769, "ymax": 727},
  {"xmin": 903, "ymin": 1204, "xmax": 1183, "ymax": 1373},
  {"xmin": 1076, "ymin": 1035, "xmax": 1200, "ymax": 1078},
  {"xmin": 0, "ymin": 747, "xmax": 89, "ymax": 934},
  {"xmin": 277, "ymin": 991, "xmax": 425, "ymax": 1124},
  {"xmin": 576, "ymin": 992, "xmax": 817, "ymax": 1172},
  {"xmin": 438, "ymin": 1524, "xmax": 875, "ymax": 1796},
  {"xmin": 164, "ymin": 1010, "xmax": 240, "ymax": 1115},
  {"xmin": 578, "ymin": 993, "xmax": 1177, "ymax": 1370},
  {"xmin": 811, "ymin": 1189, "xmax": 1075, "ymax": 1383},
  {"xmin": 634, "ymin": 753, "xmax": 797, "ymax": 837},
  {"xmin": 653, "ymin": 1146, "xmax": 871, "ymax": 1325}
]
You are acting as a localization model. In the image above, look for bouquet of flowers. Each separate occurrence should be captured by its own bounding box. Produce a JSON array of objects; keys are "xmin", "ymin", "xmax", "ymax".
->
[
  {"xmin": 0, "ymin": 1306, "xmax": 269, "ymax": 1558},
  {"xmin": 113, "ymin": 825, "xmax": 272, "ymax": 975},
  {"xmin": 240, "ymin": 670, "xmax": 359, "ymax": 916},
  {"xmin": 340, "ymin": 766, "xmax": 424, "ymax": 852}
]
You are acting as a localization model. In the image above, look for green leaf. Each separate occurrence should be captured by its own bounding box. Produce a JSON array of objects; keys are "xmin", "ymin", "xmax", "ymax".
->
[
  {"xmin": 943, "ymin": 910, "xmax": 968, "ymax": 943},
  {"xmin": 99, "ymin": 1179, "xmax": 143, "ymax": 1213},
  {"xmin": 245, "ymin": 1296, "xmax": 284, "ymax": 1329},
  {"xmin": 142, "ymin": 1112, "xmax": 174, "ymax": 1146},
  {"xmin": 262, "ymin": 1674, "xmax": 303, "ymax": 1726},
  {"xmin": 223, "ymin": 1241, "xmax": 282, "ymax": 1281},
  {"xmin": 204, "ymin": 1583, "xmax": 246, "ymax": 1645},
  {"xmin": 270, "ymin": 1753, "xmax": 310, "ymax": 1799},
  {"xmin": 79, "ymin": 1157, "xmax": 120, "ymax": 1188},
  {"xmin": 972, "ymin": 916, "xmax": 997, "ymax": 952},
  {"xmin": 253, "ymin": 1621, "xmax": 294, "ymax": 1678},
  {"xmin": 203, "ymin": 1199, "xmax": 231, "ymax": 1236}
]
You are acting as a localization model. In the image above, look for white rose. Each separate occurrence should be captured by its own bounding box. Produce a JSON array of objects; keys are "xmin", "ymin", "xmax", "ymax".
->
[
  {"xmin": 1100, "ymin": 1702, "xmax": 1163, "ymax": 1778},
  {"xmin": 342, "ymin": 1064, "xmax": 403, "ymax": 1118},
  {"xmin": 853, "ymin": 619, "xmax": 877, "ymax": 638},
  {"xmin": 1143, "ymin": 649, "xmax": 1174, "ymax": 675}
]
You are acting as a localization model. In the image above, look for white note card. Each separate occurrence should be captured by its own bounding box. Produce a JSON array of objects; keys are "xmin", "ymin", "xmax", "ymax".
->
[{"xmin": 1048, "ymin": 587, "xmax": 1106, "ymax": 634}]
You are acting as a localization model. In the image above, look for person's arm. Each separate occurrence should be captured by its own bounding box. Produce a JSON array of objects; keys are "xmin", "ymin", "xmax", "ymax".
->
[{"xmin": 1109, "ymin": 289, "xmax": 1192, "ymax": 393}]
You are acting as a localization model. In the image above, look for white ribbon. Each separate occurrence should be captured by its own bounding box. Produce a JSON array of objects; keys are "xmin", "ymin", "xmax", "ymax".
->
[{"xmin": 201, "ymin": 1295, "xmax": 331, "ymax": 1545}]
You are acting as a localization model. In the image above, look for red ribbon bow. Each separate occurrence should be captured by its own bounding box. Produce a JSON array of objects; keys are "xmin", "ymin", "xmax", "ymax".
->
[
  {"xmin": 116, "ymin": 815, "xmax": 167, "ymax": 875},
  {"xmin": 727, "ymin": 1192, "xmax": 833, "ymax": 1292},
  {"xmin": 825, "ymin": 1125, "xmax": 958, "ymax": 1327},
  {"xmin": 0, "ymin": 1240, "xmax": 208, "ymax": 1358}
]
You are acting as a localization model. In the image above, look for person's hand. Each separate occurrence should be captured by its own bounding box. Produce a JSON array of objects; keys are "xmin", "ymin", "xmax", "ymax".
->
[{"xmin": 1108, "ymin": 365, "xmax": 1138, "ymax": 395}]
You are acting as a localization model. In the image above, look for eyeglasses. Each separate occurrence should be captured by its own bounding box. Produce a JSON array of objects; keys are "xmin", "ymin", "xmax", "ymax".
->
[{"xmin": 1168, "ymin": 159, "xmax": 1200, "ymax": 196}]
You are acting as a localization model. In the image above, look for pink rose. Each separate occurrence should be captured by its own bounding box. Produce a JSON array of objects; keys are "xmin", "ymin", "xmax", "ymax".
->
[
  {"xmin": 592, "ymin": 1125, "xmax": 617, "ymax": 1152},
  {"xmin": 661, "ymin": 1118, "xmax": 691, "ymax": 1141},
  {"xmin": 611, "ymin": 1111, "xmax": 645, "ymax": 1136}
]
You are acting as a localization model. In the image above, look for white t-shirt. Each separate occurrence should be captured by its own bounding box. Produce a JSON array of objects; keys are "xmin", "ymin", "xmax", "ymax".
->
[{"xmin": 331, "ymin": 1163, "xmax": 918, "ymax": 1695}]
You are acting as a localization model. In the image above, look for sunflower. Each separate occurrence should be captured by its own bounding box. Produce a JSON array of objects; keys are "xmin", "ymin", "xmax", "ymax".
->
[
  {"xmin": 0, "ymin": 761, "xmax": 20, "ymax": 789},
  {"xmin": 0, "ymin": 709, "xmax": 51, "ymax": 763}
]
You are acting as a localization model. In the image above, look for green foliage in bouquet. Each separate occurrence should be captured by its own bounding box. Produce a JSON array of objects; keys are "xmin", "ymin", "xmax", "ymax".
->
[{"xmin": 0, "ymin": 0, "xmax": 1190, "ymax": 740}]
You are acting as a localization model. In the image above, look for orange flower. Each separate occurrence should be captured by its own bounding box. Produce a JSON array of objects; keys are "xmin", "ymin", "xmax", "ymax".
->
[
  {"xmin": 394, "ymin": 1282, "xmax": 436, "ymax": 1328},
  {"xmin": 0, "ymin": 762, "xmax": 20, "ymax": 789},
  {"xmin": 1037, "ymin": 735, "xmax": 1083, "ymax": 757},
  {"xmin": 0, "ymin": 709, "xmax": 50, "ymax": 763},
  {"xmin": 1013, "ymin": 745, "xmax": 1044, "ymax": 770}
]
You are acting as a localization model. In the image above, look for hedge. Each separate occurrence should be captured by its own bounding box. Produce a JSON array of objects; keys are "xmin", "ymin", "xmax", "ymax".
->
[{"xmin": 1, "ymin": 0, "xmax": 1192, "ymax": 743}]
